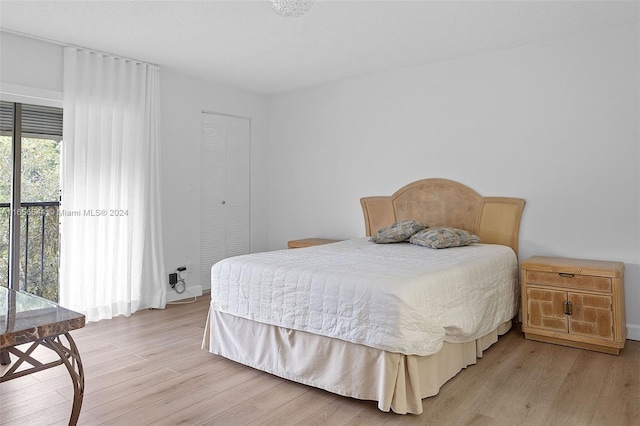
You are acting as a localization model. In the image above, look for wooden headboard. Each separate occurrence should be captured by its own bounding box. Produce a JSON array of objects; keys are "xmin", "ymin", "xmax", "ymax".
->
[{"xmin": 360, "ymin": 178, "xmax": 525, "ymax": 256}]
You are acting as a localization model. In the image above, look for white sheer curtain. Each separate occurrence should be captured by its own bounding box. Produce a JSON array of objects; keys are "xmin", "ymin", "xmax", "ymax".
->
[{"xmin": 60, "ymin": 47, "xmax": 166, "ymax": 321}]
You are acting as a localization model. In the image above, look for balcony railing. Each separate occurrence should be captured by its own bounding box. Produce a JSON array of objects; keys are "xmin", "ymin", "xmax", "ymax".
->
[{"xmin": 0, "ymin": 201, "xmax": 60, "ymax": 302}]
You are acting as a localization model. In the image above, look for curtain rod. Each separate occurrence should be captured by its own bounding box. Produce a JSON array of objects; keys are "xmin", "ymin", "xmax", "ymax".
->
[{"xmin": 1, "ymin": 28, "xmax": 160, "ymax": 67}]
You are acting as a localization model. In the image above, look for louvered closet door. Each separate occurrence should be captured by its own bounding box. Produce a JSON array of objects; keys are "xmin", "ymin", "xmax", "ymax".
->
[
  {"xmin": 200, "ymin": 112, "xmax": 251, "ymax": 288},
  {"xmin": 224, "ymin": 117, "xmax": 251, "ymax": 257}
]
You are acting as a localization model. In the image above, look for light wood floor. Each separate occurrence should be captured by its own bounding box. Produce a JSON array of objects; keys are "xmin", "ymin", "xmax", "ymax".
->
[{"xmin": 2, "ymin": 295, "xmax": 639, "ymax": 426}]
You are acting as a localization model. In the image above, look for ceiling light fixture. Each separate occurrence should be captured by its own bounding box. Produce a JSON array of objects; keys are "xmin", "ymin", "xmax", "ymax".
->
[{"xmin": 269, "ymin": 0, "xmax": 314, "ymax": 18}]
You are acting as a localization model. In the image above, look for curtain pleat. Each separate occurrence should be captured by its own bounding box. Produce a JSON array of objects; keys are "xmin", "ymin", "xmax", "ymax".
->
[{"xmin": 60, "ymin": 47, "xmax": 166, "ymax": 321}]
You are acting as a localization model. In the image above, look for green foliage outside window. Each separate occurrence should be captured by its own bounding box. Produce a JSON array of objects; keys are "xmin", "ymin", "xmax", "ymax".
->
[{"xmin": 1, "ymin": 135, "xmax": 61, "ymax": 301}]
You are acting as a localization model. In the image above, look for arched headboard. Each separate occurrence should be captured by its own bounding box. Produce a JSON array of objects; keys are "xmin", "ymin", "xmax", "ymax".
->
[{"xmin": 360, "ymin": 178, "xmax": 525, "ymax": 256}]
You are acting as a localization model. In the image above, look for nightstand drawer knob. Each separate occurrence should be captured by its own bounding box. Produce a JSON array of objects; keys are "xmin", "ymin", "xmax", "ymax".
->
[
  {"xmin": 559, "ymin": 273, "xmax": 574, "ymax": 278},
  {"xmin": 563, "ymin": 300, "xmax": 573, "ymax": 315}
]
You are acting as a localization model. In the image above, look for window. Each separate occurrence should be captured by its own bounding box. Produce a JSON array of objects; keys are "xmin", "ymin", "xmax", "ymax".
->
[{"xmin": 0, "ymin": 101, "xmax": 63, "ymax": 301}]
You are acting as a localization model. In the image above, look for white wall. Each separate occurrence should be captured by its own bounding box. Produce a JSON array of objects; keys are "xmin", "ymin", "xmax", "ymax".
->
[
  {"xmin": 0, "ymin": 32, "xmax": 63, "ymax": 93},
  {"xmin": 160, "ymin": 69, "xmax": 270, "ymax": 299},
  {"xmin": 268, "ymin": 24, "xmax": 640, "ymax": 339},
  {"xmin": 0, "ymin": 31, "xmax": 270, "ymax": 300}
]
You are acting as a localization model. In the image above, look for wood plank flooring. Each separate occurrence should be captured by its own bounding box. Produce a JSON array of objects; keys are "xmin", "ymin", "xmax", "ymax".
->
[{"xmin": 2, "ymin": 295, "xmax": 638, "ymax": 425}]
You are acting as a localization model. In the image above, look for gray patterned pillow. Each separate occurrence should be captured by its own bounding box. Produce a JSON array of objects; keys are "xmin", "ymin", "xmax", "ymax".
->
[
  {"xmin": 409, "ymin": 227, "xmax": 480, "ymax": 249},
  {"xmin": 371, "ymin": 220, "xmax": 427, "ymax": 243}
]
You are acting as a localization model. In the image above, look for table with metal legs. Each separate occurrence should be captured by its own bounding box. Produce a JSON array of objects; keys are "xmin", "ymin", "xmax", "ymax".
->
[{"xmin": 1, "ymin": 287, "xmax": 85, "ymax": 425}]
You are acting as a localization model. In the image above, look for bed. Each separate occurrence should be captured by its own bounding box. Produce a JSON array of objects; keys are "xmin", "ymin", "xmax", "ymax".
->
[{"xmin": 203, "ymin": 178, "xmax": 525, "ymax": 414}]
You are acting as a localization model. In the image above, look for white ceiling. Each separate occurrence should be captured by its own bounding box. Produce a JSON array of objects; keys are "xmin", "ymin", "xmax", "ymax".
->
[{"xmin": 0, "ymin": 1, "xmax": 638, "ymax": 94}]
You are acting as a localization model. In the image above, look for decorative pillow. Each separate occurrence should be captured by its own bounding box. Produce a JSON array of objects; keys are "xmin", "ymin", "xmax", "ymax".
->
[
  {"xmin": 409, "ymin": 227, "xmax": 480, "ymax": 249},
  {"xmin": 370, "ymin": 220, "xmax": 427, "ymax": 243}
]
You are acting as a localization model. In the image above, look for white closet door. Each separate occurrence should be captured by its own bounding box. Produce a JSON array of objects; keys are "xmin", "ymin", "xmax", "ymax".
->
[
  {"xmin": 200, "ymin": 112, "xmax": 251, "ymax": 288},
  {"xmin": 224, "ymin": 116, "xmax": 251, "ymax": 257}
]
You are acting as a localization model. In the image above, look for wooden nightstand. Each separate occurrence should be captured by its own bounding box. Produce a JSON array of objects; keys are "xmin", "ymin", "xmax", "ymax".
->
[
  {"xmin": 521, "ymin": 256, "xmax": 626, "ymax": 355},
  {"xmin": 287, "ymin": 238, "xmax": 341, "ymax": 249}
]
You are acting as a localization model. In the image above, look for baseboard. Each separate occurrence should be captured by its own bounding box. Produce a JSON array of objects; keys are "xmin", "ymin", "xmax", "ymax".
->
[
  {"xmin": 627, "ymin": 323, "xmax": 640, "ymax": 341},
  {"xmin": 166, "ymin": 285, "xmax": 203, "ymax": 303}
]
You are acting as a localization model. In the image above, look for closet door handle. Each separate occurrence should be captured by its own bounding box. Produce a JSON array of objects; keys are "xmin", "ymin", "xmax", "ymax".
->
[{"xmin": 221, "ymin": 201, "xmax": 226, "ymax": 205}]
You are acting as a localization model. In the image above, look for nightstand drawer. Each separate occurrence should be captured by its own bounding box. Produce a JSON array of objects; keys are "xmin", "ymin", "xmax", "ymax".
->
[
  {"xmin": 287, "ymin": 238, "xmax": 341, "ymax": 249},
  {"xmin": 526, "ymin": 270, "xmax": 612, "ymax": 293}
]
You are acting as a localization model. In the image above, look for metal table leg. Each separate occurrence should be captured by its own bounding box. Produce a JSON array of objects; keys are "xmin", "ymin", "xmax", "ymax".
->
[
  {"xmin": 0, "ymin": 349, "xmax": 10, "ymax": 365},
  {"xmin": 1, "ymin": 333, "xmax": 85, "ymax": 426},
  {"xmin": 43, "ymin": 333, "xmax": 85, "ymax": 425}
]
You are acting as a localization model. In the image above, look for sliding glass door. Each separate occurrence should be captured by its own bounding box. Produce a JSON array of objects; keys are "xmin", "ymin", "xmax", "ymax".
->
[{"xmin": 0, "ymin": 101, "xmax": 62, "ymax": 301}]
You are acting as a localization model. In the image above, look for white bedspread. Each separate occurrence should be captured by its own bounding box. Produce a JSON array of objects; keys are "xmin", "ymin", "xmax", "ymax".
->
[{"xmin": 210, "ymin": 238, "xmax": 518, "ymax": 356}]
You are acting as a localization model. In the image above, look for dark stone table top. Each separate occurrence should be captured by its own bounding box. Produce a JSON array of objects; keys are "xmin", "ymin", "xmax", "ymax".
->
[{"xmin": 0, "ymin": 287, "xmax": 85, "ymax": 348}]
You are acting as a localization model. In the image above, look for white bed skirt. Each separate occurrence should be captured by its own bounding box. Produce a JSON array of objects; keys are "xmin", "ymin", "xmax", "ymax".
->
[{"xmin": 203, "ymin": 308, "xmax": 512, "ymax": 415}]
